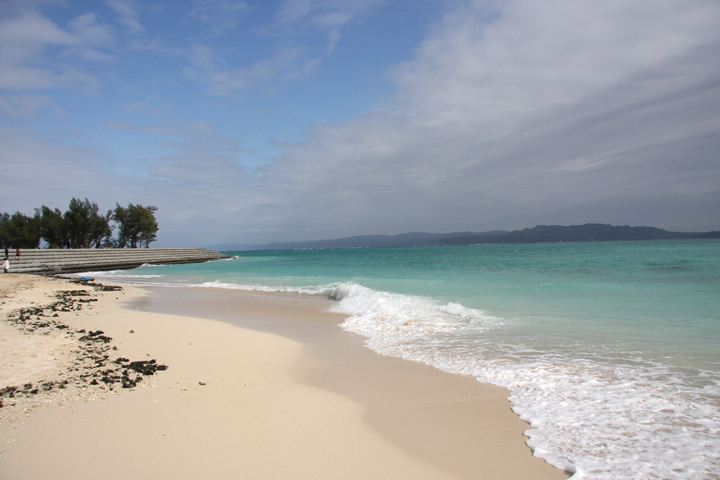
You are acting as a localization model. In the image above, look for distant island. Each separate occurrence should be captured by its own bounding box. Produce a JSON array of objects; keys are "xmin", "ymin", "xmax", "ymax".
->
[{"xmin": 213, "ymin": 223, "xmax": 720, "ymax": 251}]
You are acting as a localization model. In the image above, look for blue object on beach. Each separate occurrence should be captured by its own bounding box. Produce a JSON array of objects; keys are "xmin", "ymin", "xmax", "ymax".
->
[{"xmin": 81, "ymin": 276, "xmax": 89, "ymax": 281}]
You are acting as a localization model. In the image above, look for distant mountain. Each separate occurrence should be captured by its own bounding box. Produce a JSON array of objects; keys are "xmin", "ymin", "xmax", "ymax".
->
[
  {"xmin": 212, "ymin": 224, "xmax": 719, "ymax": 251},
  {"xmin": 212, "ymin": 230, "xmax": 508, "ymax": 251},
  {"xmin": 433, "ymin": 224, "xmax": 719, "ymax": 245}
]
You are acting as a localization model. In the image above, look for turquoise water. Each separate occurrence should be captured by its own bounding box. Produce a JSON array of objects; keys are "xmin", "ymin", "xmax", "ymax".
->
[{"xmin": 81, "ymin": 240, "xmax": 720, "ymax": 479}]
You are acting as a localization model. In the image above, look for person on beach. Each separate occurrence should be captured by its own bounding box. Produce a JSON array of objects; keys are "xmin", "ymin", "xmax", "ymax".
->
[
  {"xmin": 4, "ymin": 247, "xmax": 8, "ymax": 259},
  {"xmin": 3, "ymin": 258, "xmax": 9, "ymax": 273},
  {"xmin": 16, "ymin": 248, "xmax": 20, "ymax": 257}
]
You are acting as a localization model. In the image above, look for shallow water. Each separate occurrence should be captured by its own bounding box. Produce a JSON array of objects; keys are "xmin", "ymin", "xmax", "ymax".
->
[{"xmin": 80, "ymin": 240, "xmax": 720, "ymax": 479}]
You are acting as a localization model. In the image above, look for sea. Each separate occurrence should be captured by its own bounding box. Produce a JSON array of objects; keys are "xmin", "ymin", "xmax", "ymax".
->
[{"xmin": 78, "ymin": 239, "xmax": 720, "ymax": 479}]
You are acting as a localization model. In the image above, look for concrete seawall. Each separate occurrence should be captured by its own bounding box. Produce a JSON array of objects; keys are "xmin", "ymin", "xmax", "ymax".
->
[{"xmin": 4, "ymin": 248, "xmax": 230, "ymax": 275}]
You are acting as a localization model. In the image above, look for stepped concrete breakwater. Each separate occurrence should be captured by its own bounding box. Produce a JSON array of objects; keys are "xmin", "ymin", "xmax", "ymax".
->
[{"xmin": 4, "ymin": 248, "xmax": 229, "ymax": 274}]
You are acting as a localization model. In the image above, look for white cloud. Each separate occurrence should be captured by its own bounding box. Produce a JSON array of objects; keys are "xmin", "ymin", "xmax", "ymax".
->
[
  {"xmin": 69, "ymin": 13, "xmax": 114, "ymax": 45},
  {"xmin": 272, "ymin": 0, "xmax": 387, "ymax": 55},
  {"xmin": 183, "ymin": 44, "xmax": 307, "ymax": 96},
  {"xmin": 326, "ymin": 28, "xmax": 341, "ymax": 55},
  {"xmin": 227, "ymin": 0, "xmax": 720, "ymax": 240},
  {"xmin": 0, "ymin": 12, "xmax": 76, "ymax": 46},
  {"xmin": 393, "ymin": 0, "xmax": 720, "ymax": 130},
  {"xmin": 0, "ymin": 94, "xmax": 63, "ymax": 117},
  {"xmin": 182, "ymin": 0, "xmax": 388, "ymax": 97},
  {"xmin": 0, "ymin": 127, "xmax": 124, "ymax": 212},
  {"xmin": 65, "ymin": 13, "xmax": 115, "ymax": 61},
  {"xmin": 0, "ymin": 9, "xmax": 114, "ymax": 92},
  {"xmin": 186, "ymin": 0, "xmax": 249, "ymax": 35},
  {"xmin": 274, "ymin": 0, "xmax": 385, "ymax": 28},
  {"xmin": 2, "ymin": 0, "xmax": 719, "ymax": 245},
  {"xmin": 105, "ymin": 0, "xmax": 144, "ymax": 34},
  {"xmin": 0, "ymin": 13, "xmax": 74, "ymax": 89}
]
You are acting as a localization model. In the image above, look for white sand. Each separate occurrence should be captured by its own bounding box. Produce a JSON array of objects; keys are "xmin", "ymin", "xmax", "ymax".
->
[{"xmin": 0, "ymin": 274, "xmax": 567, "ymax": 479}]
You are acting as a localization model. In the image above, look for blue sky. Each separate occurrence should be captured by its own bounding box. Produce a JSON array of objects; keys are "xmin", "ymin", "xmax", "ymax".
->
[{"xmin": 1, "ymin": 0, "xmax": 719, "ymax": 247}]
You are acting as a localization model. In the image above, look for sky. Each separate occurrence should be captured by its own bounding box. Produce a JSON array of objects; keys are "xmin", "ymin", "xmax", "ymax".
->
[{"xmin": 1, "ymin": 0, "xmax": 719, "ymax": 247}]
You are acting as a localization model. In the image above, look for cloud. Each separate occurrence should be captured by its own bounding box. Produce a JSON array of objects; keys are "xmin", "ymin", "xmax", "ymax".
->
[
  {"xmin": 0, "ymin": 94, "xmax": 63, "ymax": 117},
  {"xmin": 183, "ymin": 44, "xmax": 307, "ymax": 96},
  {"xmin": 0, "ymin": 13, "xmax": 74, "ymax": 90},
  {"xmin": 0, "ymin": 127, "xmax": 125, "ymax": 212},
  {"xmin": 65, "ymin": 13, "xmax": 115, "ymax": 60},
  {"xmin": 273, "ymin": 0, "xmax": 384, "ymax": 29},
  {"xmin": 229, "ymin": 0, "xmax": 720, "ymax": 239},
  {"xmin": 391, "ymin": 0, "xmax": 720, "ymax": 130},
  {"xmin": 0, "ymin": 9, "xmax": 114, "ymax": 92},
  {"xmin": 325, "ymin": 28, "xmax": 342, "ymax": 55},
  {"xmin": 0, "ymin": 121, "xmax": 256, "ymax": 244},
  {"xmin": 186, "ymin": 0, "xmax": 249, "ymax": 35},
  {"xmin": 180, "ymin": 0, "xmax": 388, "ymax": 98},
  {"xmin": 0, "ymin": 0, "xmax": 65, "ymax": 14},
  {"xmin": 105, "ymin": 0, "xmax": 144, "ymax": 34},
  {"xmin": 271, "ymin": 0, "xmax": 388, "ymax": 54},
  {"xmin": 0, "ymin": 12, "xmax": 75, "ymax": 46},
  {"xmin": 2, "ymin": 0, "xmax": 719, "ymax": 246}
]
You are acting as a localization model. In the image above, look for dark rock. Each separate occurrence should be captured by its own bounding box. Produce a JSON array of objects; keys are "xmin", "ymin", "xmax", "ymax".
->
[
  {"xmin": 79, "ymin": 330, "xmax": 112, "ymax": 344},
  {"xmin": 127, "ymin": 360, "xmax": 168, "ymax": 375},
  {"xmin": 1, "ymin": 280, "xmax": 165, "ymax": 405}
]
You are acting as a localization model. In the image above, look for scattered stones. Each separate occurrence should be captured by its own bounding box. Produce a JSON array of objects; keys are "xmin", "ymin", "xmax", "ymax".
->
[
  {"xmin": 125, "ymin": 359, "xmax": 168, "ymax": 376},
  {"xmin": 1, "ymin": 281, "xmax": 169, "ymax": 409},
  {"xmin": 79, "ymin": 330, "xmax": 112, "ymax": 344},
  {"xmin": 69, "ymin": 279, "xmax": 123, "ymax": 292}
]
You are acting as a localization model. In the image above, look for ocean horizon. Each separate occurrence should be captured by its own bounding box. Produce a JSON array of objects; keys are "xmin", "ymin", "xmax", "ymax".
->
[{"xmin": 77, "ymin": 239, "xmax": 720, "ymax": 479}]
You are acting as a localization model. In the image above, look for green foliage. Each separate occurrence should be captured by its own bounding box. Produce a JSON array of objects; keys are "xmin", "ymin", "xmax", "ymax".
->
[
  {"xmin": 113, "ymin": 203, "xmax": 159, "ymax": 248},
  {"xmin": 63, "ymin": 198, "xmax": 114, "ymax": 248},
  {"xmin": 112, "ymin": 204, "xmax": 130, "ymax": 248},
  {"xmin": 1, "ymin": 198, "xmax": 158, "ymax": 249},
  {"xmin": 37, "ymin": 206, "xmax": 67, "ymax": 248},
  {"xmin": 0, "ymin": 211, "xmax": 41, "ymax": 248}
]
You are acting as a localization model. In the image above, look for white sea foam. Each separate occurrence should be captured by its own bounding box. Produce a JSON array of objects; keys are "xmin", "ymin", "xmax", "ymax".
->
[
  {"xmin": 328, "ymin": 282, "xmax": 503, "ymax": 343},
  {"xmin": 197, "ymin": 280, "xmax": 332, "ymax": 296},
  {"xmin": 323, "ymin": 282, "xmax": 720, "ymax": 479},
  {"xmin": 68, "ymin": 270, "xmax": 164, "ymax": 280}
]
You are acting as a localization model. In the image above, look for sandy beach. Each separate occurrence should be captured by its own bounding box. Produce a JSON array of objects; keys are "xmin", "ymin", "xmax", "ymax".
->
[{"xmin": 0, "ymin": 274, "xmax": 567, "ymax": 479}]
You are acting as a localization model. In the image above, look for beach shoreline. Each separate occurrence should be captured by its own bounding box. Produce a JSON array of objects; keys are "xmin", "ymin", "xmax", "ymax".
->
[{"xmin": 0, "ymin": 274, "xmax": 567, "ymax": 479}]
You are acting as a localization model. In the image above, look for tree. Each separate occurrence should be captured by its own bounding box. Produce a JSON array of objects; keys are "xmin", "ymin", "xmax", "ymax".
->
[
  {"xmin": 89, "ymin": 209, "xmax": 114, "ymax": 248},
  {"xmin": 137, "ymin": 205, "xmax": 159, "ymax": 248},
  {"xmin": 0, "ymin": 213, "xmax": 8, "ymax": 248},
  {"xmin": 63, "ymin": 198, "xmax": 113, "ymax": 248},
  {"xmin": 37, "ymin": 205, "xmax": 68, "ymax": 248},
  {"xmin": 113, "ymin": 203, "xmax": 158, "ymax": 248},
  {"xmin": 0, "ymin": 213, "xmax": 9, "ymax": 248},
  {"xmin": 112, "ymin": 204, "xmax": 130, "ymax": 247},
  {"xmin": 3, "ymin": 198, "xmax": 158, "ymax": 249},
  {"xmin": 0, "ymin": 211, "xmax": 41, "ymax": 248}
]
